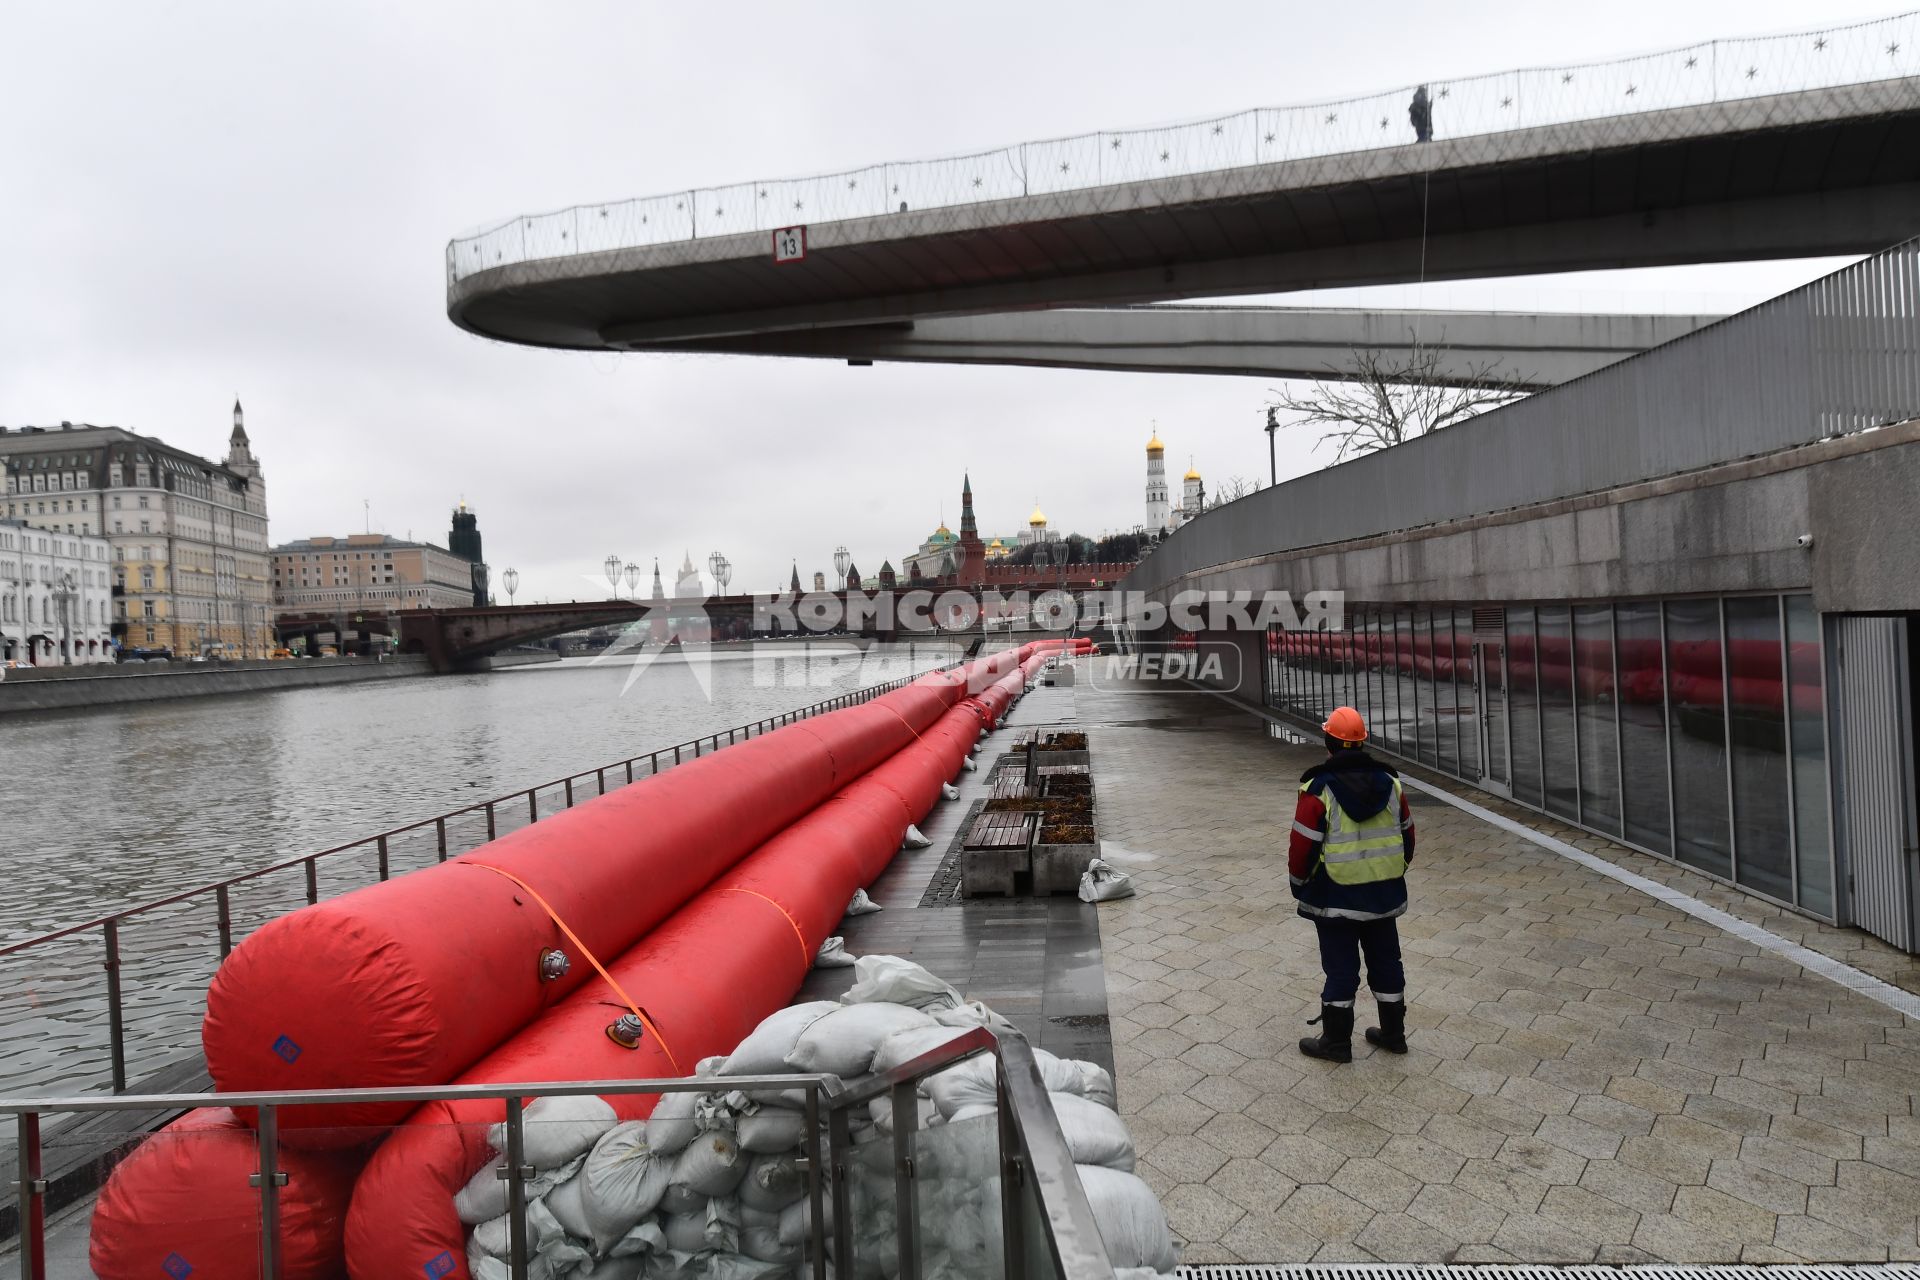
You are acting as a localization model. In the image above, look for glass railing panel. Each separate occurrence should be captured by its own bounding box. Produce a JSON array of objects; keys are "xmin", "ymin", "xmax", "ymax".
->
[
  {"xmin": 841, "ymin": 1113, "xmax": 901, "ymax": 1278},
  {"xmin": 912, "ymin": 1110, "xmax": 1006, "ymax": 1279}
]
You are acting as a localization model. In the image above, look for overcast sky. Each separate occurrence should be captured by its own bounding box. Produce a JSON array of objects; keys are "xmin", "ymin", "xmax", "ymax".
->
[{"xmin": 0, "ymin": 1, "xmax": 1890, "ymax": 601}]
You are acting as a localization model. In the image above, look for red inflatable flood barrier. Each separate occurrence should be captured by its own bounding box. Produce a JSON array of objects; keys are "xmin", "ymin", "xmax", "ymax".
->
[
  {"xmin": 89, "ymin": 1108, "xmax": 367, "ymax": 1280},
  {"xmin": 343, "ymin": 702, "xmax": 981, "ymax": 1280},
  {"xmin": 202, "ymin": 674, "xmax": 967, "ymax": 1139}
]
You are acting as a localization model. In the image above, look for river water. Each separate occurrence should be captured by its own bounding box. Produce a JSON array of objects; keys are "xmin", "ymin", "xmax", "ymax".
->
[{"xmin": 0, "ymin": 640, "xmax": 962, "ymax": 1095}]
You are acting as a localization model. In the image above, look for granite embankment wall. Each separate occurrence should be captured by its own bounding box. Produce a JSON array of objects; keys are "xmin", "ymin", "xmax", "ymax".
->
[{"xmin": 0, "ymin": 650, "xmax": 557, "ymax": 713}]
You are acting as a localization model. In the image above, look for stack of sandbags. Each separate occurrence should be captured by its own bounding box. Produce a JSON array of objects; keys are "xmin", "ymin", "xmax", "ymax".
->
[{"xmin": 441, "ymin": 958, "xmax": 1175, "ymax": 1279}]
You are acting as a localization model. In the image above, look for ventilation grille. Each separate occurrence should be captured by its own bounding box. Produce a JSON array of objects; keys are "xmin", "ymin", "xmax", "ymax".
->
[
  {"xmin": 1471, "ymin": 606, "xmax": 1507, "ymax": 639},
  {"xmin": 1179, "ymin": 1269, "xmax": 1920, "ymax": 1280}
]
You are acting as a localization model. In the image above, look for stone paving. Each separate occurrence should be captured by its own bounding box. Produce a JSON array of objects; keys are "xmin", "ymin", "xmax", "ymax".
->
[{"xmin": 1079, "ymin": 677, "xmax": 1920, "ymax": 1266}]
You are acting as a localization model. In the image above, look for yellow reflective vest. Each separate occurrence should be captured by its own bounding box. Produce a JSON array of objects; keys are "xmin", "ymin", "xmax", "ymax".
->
[{"xmin": 1300, "ymin": 775, "xmax": 1409, "ymax": 885}]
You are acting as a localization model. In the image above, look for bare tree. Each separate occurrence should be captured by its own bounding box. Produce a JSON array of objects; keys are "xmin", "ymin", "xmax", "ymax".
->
[
  {"xmin": 1268, "ymin": 341, "xmax": 1533, "ymax": 464},
  {"xmin": 1209, "ymin": 475, "xmax": 1261, "ymax": 507}
]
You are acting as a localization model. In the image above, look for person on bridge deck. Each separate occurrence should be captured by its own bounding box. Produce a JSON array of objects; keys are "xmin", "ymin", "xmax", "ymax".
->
[
  {"xmin": 1409, "ymin": 84, "xmax": 1434, "ymax": 144},
  {"xmin": 1289, "ymin": 705, "xmax": 1414, "ymax": 1063}
]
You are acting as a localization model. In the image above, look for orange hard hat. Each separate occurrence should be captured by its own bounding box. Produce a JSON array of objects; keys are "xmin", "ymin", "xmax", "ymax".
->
[{"xmin": 1322, "ymin": 706, "xmax": 1368, "ymax": 744}]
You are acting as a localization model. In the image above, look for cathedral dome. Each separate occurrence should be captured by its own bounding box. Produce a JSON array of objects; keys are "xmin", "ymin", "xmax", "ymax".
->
[
  {"xmin": 1146, "ymin": 431, "xmax": 1164, "ymax": 454},
  {"xmin": 1184, "ymin": 465, "xmax": 1202, "ymax": 481},
  {"xmin": 1028, "ymin": 503, "xmax": 1047, "ymax": 526}
]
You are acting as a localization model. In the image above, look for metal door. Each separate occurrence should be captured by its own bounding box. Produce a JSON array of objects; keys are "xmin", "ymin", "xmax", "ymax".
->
[
  {"xmin": 1473, "ymin": 637, "xmax": 1511, "ymax": 796},
  {"xmin": 1828, "ymin": 615, "xmax": 1919, "ymax": 952}
]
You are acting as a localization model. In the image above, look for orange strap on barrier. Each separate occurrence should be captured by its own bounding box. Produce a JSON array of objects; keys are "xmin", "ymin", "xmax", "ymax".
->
[
  {"xmin": 468, "ymin": 862, "xmax": 682, "ymax": 1074},
  {"xmin": 722, "ymin": 887, "xmax": 813, "ymax": 969}
]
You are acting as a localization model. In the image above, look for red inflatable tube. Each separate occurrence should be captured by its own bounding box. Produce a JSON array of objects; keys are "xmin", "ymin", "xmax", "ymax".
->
[
  {"xmin": 202, "ymin": 677, "xmax": 965, "ymax": 1141},
  {"xmin": 343, "ymin": 705, "xmax": 978, "ymax": 1280},
  {"xmin": 90, "ymin": 1108, "xmax": 367, "ymax": 1280}
]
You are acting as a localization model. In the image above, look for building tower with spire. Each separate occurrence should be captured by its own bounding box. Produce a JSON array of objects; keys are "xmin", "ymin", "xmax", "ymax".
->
[
  {"xmin": 1180, "ymin": 457, "xmax": 1205, "ymax": 527},
  {"xmin": 956, "ymin": 473, "xmax": 986, "ymax": 585},
  {"xmin": 675, "ymin": 550, "xmax": 701, "ymax": 598},
  {"xmin": 1145, "ymin": 426, "xmax": 1170, "ymax": 532},
  {"xmin": 448, "ymin": 500, "xmax": 488, "ymax": 605}
]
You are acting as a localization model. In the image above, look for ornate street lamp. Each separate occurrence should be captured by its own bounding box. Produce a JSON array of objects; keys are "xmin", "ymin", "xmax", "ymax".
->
[
  {"xmin": 707, "ymin": 550, "xmax": 725, "ymax": 595},
  {"xmin": 603, "ymin": 554, "xmax": 622, "ymax": 598},
  {"xmin": 624, "ymin": 561, "xmax": 641, "ymax": 599},
  {"xmin": 833, "ymin": 546, "xmax": 850, "ymax": 584},
  {"xmin": 713, "ymin": 555, "xmax": 732, "ymax": 594},
  {"xmin": 503, "ymin": 567, "xmax": 520, "ymax": 606}
]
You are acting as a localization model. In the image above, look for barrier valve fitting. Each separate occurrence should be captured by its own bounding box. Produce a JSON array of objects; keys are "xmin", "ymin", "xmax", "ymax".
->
[
  {"xmin": 606, "ymin": 1012, "xmax": 647, "ymax": 1049},
  {"xmin": 538, "ymin": 948, "xmax": 571, "ymax": 982}
]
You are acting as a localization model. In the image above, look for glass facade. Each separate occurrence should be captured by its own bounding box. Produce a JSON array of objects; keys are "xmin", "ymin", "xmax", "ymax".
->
[{"xmin": 1264, "ymin": 594, "xmax": 1835, "ymax": 919}]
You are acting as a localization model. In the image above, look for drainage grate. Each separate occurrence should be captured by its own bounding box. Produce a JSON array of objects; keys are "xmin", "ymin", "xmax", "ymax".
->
[{"xmin": 1180, "ymin": 1269, "xmax": 1920, "ymax": 1280}]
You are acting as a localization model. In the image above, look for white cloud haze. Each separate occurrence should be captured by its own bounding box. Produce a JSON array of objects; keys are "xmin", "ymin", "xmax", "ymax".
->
[{"xmin": 0, "ymin": 1, "xmax": 1877, "ymax": 600}]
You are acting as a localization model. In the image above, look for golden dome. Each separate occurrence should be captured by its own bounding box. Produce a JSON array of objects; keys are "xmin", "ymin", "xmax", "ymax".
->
[
  {"xmin": 1184, "ymin": 466, "xmax": 1202, "ymax": 481},
  {"xmin": 1146, "ymin": 431, "xmax": 1164, "ymax": 454},
  {"xmin": 1028, "ymin": 503, "xmax": 1047, "ymax": 526},
  {"xmin": 988, "ymin": 538, "xmax": 1004, "ymax": 547}
]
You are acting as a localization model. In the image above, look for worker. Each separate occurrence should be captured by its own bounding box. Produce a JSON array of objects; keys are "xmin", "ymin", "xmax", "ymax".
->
[
  {"xmin": 1289, "ymin": 705, "xmax": 1414, "ymax": 1062},
  {"xmin": 1409, "ymin": 84, "xmax": 1434, "ymax": 143}
]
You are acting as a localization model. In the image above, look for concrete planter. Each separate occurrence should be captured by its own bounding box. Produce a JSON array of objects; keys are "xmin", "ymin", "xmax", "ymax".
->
[
  {"xmin": 1032, "ymin": 749, "xmax": 1090, "ymax": 767},
  {"xmin": 962, "ymin": 846, "xmax": 1030, "ymax": 898},
  {"xmin": 1031, "ymin": 842, "xmax": 1100, "ymax": 895}
]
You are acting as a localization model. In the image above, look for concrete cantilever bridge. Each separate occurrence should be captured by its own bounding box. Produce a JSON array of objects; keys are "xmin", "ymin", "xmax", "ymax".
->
[
  {"xmin": 444, "ymin": 13, "xmax": 1920, "ymax": 377},
  {"xmin": 394, "ymin": 571, "xmax": 1130, "ymax": 672}
]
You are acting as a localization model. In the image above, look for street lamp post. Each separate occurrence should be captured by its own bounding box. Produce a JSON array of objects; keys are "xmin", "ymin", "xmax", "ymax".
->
[
  {"xmin": 602, "ymin": 554, "xmax": 622, "ymax": 600},
  {"xmin": 623, "ymin": 561, "xmax": 640, "ymax": 600},
  {"xmin": 833, "ymin": 546, "xmax": 850, "ymax": 585},
  {"xmin": 707, "ymin": 551, "xmax": 726, "ymax": 597},
  {"xmin": 713, "ymin": 554, "xmax": 731, "ymax": 594},
  {"xmin": 55, "ymin": 571, "xmax": 75, "ymax": 665},
  {"xmin": 503, "ymin": 567, "xmax": 520, "ymax": 606},
  {"xmin": 1264, "ymin": 406, "xmax": 1279, "ymax": 488}
]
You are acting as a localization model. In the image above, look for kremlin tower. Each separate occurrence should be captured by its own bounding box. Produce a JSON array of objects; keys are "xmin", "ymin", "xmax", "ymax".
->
[{"xmin": 1145, "ymin": 426, "xmax": 1170, "ymax": 532}]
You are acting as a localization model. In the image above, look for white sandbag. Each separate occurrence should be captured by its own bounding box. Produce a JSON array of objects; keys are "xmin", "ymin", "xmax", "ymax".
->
[
  {"xmin": 1077, "ymin": 1165, "xmax": 1178, "ymax": 1273},
  {"xmin": 471, "ymin": 1198, "xmax": 580, "ymax": 1267},
  {"xmin": 777, "ymin": 1198, "xmax": 820, "ymax": 1248},
  {"xmin": 542, "ymin": 1172, "xmax": 596, "ymax": 1244},
  {"xmin": 456, "ymin": 1154, "xmax": 584, "ymax": 1228},
  {"xmin": 962, "ymin": 757, "xmax": 977, "ymax": 771},
  {"xmin": 901, "ymin": 824, "xmax": 932, "ymax": 849},
  {"xmin": 947, "ymin": 1103, "xmax": 998, "ymax": 1124},
  {"xmin": 1078, "ymin": 858, "xmax": 1135, "ymax": 902},
  {"xmin": 841, "ymin": 956, "xmax": 964, "ymax": 1011},
  {"xmin": 609, "ymin": 1217, "xmax": 667, "ymax": 1258},
  {"xmin": 845, "ymin": 889, "xmax": 883, "ymax": 916},
  {"xmin": 871, "ymin": 1025, "xmax": 970, "ymax": 1076},
  {"xmin": 705, "ymin": 1258, "xmax": 794, "ymax": 1280},
  {"xmin": 1068, "ymin": 1060, "xmax": 1117, "ymax": 1110},
  {"xmin": 658, "ymin": 1182, "xmax": 708, "ymax": 1216},
  {"xmin": 740, "ymin": 1214, "xmax": 802, "ymax": 1265},
  {"xmin": 718, "ymin": 1001, "xmax": 840, "ymax": 1077},
  {"xmin": 580, "ymin": 1121, "xmax": 673, "ymax": 1244},
  {"xmin": 669, "ymin": 1131, "xmax": 747, "ymax": 1197},
  {"xmin": 736, "ymin": 1109, "xmax": 808, "ymax": 1153},
  {"xmin": 467, "ymin": 1242, "xmax": 509, "ymax": 1280},
  {"xmin": 785, "ymin": 1003, "xmax": 937, "ymax": 1077},
  {"xmin": 738, "ymin": 1152, "xmax": 808, "ymax": 1213},
  {"xmin": 661, "ymin": 1211, "xmax": 709, "ymax": 1255},
  {"xmin": 486, "ymin": 1094, "xmax": 617, "ymax": 1170},
  {"xmin": 646, "ymin": 1090, "xmax": 703, "ymax": 1155},
  {"xmin": 1051, "ymin": 1092, "xmax": 1135, "ymax": 1171},
  {"xmin": 577, "ymin": 1258, "xmax": 643, "ymax": 1280},
  {"xmin": 867, "ymin": 1094, "xmax": 942, "ymax": 1136},
  {"xmin": 929, "ymin": 999, "xmax": 1018, "ymax": 1035},
  {"xmin": 924, "ymin": 1054, "xmax": 999, "ymax": 1119},
  {"xmin": 695, "ymin": 1055, "xmax": 727, "ymax": 1077},
  {"xmin": 941, "ymin": 782, "xmax": 960, "ymax": 800},
  {"xmin": 814, "ymin": 937, "xmax": 856, "ymax": 968}
]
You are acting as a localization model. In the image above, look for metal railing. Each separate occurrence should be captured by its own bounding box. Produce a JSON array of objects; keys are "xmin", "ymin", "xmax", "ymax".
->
[
  {"xmin": 0, "ymin": 662, "xmax": 951, "ymax": 1098},
  {"xmin": 0, "ymin": 1027, "xmax": 1114, "ymax": 1280},
  {"xmin": 447, "ymin": 11, "xmax": 1919, "ymax": 282},
  {"xmin": 1126, "ymin": 235, "xmax": 1920, "ymax": 597}
]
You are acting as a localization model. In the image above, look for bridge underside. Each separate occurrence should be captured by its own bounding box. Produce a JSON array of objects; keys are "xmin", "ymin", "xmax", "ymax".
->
[
  {"xmin": 449, "ymin": 79, "xmax": 1920, "ymax": 352},
  {"xmin": 647, "ymin": 306, "xmax": 1722, "ymax": 388}
]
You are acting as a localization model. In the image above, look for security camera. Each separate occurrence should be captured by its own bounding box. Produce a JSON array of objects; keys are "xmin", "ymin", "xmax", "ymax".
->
[{"xmin": 1795, "ymin": 533, "xmax": 1815, "ymax": 549}]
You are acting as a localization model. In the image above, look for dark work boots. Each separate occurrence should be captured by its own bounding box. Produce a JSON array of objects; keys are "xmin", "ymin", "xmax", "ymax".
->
[
  {"xmin": 1365, "ymin": 999, "xmax": 1409, "ymax": 1053},
  {"xmin": 1297, "ymin": 1004, "xmax": 1354, "ymax": 1062}
]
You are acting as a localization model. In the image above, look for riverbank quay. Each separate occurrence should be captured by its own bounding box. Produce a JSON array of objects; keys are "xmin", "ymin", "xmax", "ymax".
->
[{"xmin": 1076, "ymin": 673, "xmax": 1920, "ymax": 1265}]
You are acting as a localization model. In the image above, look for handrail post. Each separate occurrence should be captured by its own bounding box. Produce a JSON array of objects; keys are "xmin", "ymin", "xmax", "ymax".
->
[
  {"xmin": 674, "ymin": 744, "xmax": 682, "ymax": 765},
  {"xmin": 504, "ymin": 1096, "xmax": 531, "ymax": 1280},
  {"xmin": 103, "ymin": 920, "xmax": 127, "ymax": 1093},
  {"xmin": 625, "ymin": 759, "xmax": 635, "ymax": 784},
  {"xmin": 304, "ymin": 859, "xmax": 318, "ymax": 905},
  {"xmin": 16, "ymin": 1111, "xmax": 45, "ymax": 1280},
  {"xmin": 997, "ymin": 1059, "xmax": 1027, "ymax": 1280},
  {"xmin": 805, "ymin": 1086, "xmax": 828, "ymax": 1280},
  {"xmin": 435, "ymin": 817, "xmax": 448, "ymax": 862},
  {"xmin": 485, "ymin": 802, "xmax": 497, "ymax": 840},
  {"xmin": 216, "ymin": 884, "xmax": 233, "ymax": 958},
  {"xmin": 564, "ymin": 778, "xmax": 575, "ymax": 807},
  {"xmin": 891, "ymin": 1080, "xmax": 921, "ymax": 1280},
  {"xmin": 828, "ymin": 1103, "xmax": 855, "ymax": 1275},
  {"xmin": 253, "ymin": 1104, "xmax": 285, "ymax": 1279},
  {"xmin": 376, "ymin": 834, "xmax": 390, "ymax": 881}
]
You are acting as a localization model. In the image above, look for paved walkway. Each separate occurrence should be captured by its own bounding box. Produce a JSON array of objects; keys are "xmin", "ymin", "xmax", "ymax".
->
[{"xmin": 1080, "ymin": 677, "xmax": 1920, "ymax": 1266}]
